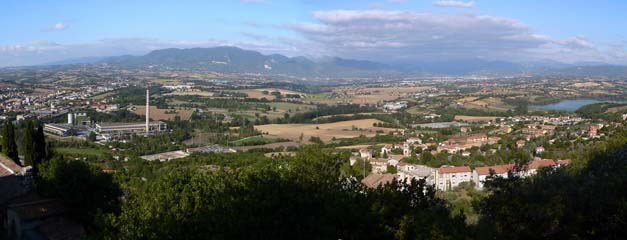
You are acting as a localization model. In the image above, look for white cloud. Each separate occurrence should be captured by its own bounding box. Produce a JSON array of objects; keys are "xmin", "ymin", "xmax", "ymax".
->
[
  {"xmin": 389, "ymin": 0, "xmax": 407, "ymax": 3},
  {"xmin": 292, "ymin": 10, "xmax": 547, "ymax": 61},
  {"xmin": 53, "ymin": 22, "xmax": 67, "ymax": 30},
  {"xmin": 433, "ymin": 1, "xmax": 475, "ymax": 8}
]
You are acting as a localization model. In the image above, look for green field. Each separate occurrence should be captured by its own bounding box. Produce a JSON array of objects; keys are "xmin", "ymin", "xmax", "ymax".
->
[
  {"xmin": 230, "ymin": 136, "xmax": 288, "ymax": 146},
  {"xmin": 55, "ymin": 147, "xmax": 110, "ymax": 158}
]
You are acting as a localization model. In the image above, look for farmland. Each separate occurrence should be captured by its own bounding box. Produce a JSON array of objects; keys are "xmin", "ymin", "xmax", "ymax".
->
[{"xmin": 255, "ymin": 118, "xmax": 397, "ymax": 142}]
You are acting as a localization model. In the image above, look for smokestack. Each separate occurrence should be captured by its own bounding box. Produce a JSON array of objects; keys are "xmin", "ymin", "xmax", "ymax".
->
[{"xmin": 146, "ymin": 88, "xmax": 150, "ymax": 133}]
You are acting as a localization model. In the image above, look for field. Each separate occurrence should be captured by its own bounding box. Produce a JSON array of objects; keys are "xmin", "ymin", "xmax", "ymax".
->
[
  {"xmin": 255, "ymin": 119, "xmax": 397, "ymax": 142},
  {"xmin": 233, "ymin": 88, "xmax": 305, "ymax": 100},
  {"xmin": 328, "ymin": 86, "xmax": 430, "ymax": 105},
  {"xmin": 454, "ymin": 115, "xmax": 498, "ymax": 122},
  {"xmin": 55, "ymin": 147, "xmax": 109, "ymax": 158},
  {"xmin": 163, "ymin": 90, "xmax": 214, "ymax": 97},
  {"xmin": 132, "ymin": 106, "xmax": 195, "ymax": 121},
  {"xmin": 458, "ymin": 97, "xmax": 511, "ymax": 111}
]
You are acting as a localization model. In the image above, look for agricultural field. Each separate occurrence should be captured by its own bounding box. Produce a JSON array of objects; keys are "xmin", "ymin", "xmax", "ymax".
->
[
  {"xmin": 232, "ymin": 88, "xmax": 305, "ymax": 100},
  {"xmin": 330, "ymin": 86, "xmax": 430, "ymax": 105},
  {"xmin": 255, "ymin": 118, "xmax": 397, "ymax": 142},
  {"xmin": 454, "ymin": 115, "xmax": 498, "ymax": 122},
  {"xmin": 163, "ymin": 90, "xmax": 215, "ymax": 97},
  {"xmin": 458, "ymin": 97, "xmax": 512, "ymax": 112},
  {"xmin": 131, "ymin": 105, "xmax": 195, "ymax": 121}
]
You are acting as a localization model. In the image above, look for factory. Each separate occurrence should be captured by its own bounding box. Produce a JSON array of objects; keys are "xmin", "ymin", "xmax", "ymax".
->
[{"xmin": 95, "ymin": 88, "xmax": 167, "ymax": 139}]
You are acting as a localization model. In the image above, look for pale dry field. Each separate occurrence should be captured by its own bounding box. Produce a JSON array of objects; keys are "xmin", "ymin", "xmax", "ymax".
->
[
  {"xmin": 132, "ymin": 105, "xmax": 195, "ymax": 121},
  {"xmin": 255, "ymin": 119, "xmax": 396, "ymax": 142},
  {"xmin": 454, "ymin": 115, "xmax": 498, "ymax": 122}
]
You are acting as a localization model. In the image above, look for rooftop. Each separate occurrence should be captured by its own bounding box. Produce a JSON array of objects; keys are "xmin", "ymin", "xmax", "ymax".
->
[{"xmin": 438, "ymin": 166, "xmax": 471, "ymax": 174}]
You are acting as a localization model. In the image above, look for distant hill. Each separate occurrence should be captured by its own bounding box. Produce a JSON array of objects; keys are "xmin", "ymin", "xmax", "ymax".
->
[
  {"xmin": 23, "ymin": 46, "xmax": 626, "ymax": 77},
  {"xmin": 103, "ymin": 47, "xmax": 398, "ymax": 77}
]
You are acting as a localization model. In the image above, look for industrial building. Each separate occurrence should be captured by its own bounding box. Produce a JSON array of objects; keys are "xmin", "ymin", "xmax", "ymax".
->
[
  {"xmin": 93, "ymin": 88, "xmax": 168, "ymax": 139},
  {"xmin": 95, "ymin": 121, "xmax": 167, "ymax": 136},
  {"xmin": 43, "ymin": 123, "xmax": 74, "ymax": 136}
]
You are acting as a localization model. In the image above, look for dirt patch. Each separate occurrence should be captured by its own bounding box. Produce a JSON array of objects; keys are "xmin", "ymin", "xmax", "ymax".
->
[{"xmin": 132, "ymin": 105, "xmax": 195, "ymax": 121}]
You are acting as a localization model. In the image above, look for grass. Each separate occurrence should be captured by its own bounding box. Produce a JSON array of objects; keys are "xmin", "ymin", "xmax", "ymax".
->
[
  {"xmin": 230, "ymin": 136, "xmax": 288, "ymax": 146},
  {"xmin": 55, "ymin": 147, "xmax": 110, "ymax": 158}
]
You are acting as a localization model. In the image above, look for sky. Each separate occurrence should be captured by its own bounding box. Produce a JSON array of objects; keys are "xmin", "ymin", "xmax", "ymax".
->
[{"xmin": 1, "ymin": 0, "xmax": 626, "ymax": 67}]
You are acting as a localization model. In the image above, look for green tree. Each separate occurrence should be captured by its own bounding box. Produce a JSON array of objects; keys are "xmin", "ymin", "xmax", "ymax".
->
[
  {"xmin": 88, "ymin": 131, "xmax": 97, "ymax": 142},
  {"xmin": 36, "ymin": 157, "xmax": 122, "ymax": 228},
  {"xmin": 2, "ymin": 121, "xmax": 19, "ymax": 163},
  {"xmin": 34, "ymin": 124, "xmax": 47, "ymax": 166},
  {"xmin": 22, "ymin": 120, "xmax": 36, "ymax": 166}
]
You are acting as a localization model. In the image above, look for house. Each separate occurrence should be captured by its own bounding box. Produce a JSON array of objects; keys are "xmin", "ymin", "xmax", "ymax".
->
[
  {"xmin": 516, "ymin": 140, "xmax": 526, "ymax": 148},
  {"xmin": 435, "ymin": 166, "xmax": 472, "ymax": 191},
  {"xmin": 402, "ymin": 143, "xmax": 412, "ymax": 157},
  {"xmin": 535, "ymin": 146, "xmax": 545, "ymax": 154},
  {"xmin": 361, "ymin": 174, "xmax": 396, "ymax": 188},
  {"xmin": 396, "ymin": 164, "xmax": 435, "ymax": 185},
  {"xmin": 406, "ymin": 137, "xmax": 422, "ymax": 145},
  {"xmin": 472, "ymin": 164, "xmax": 515, "ymax": 190},
  {"xmin": 524, "ymin": 159, "xmax": 556, "ymax": 176},
  {"xmin": 369, "ymin": 159, "xmax": 389, "ymax": 173},
  {"xmin": 5, "ymin": 196, "xmax": 84, "ymax": 240},
  {"xmin": 380, "ymin": 144, "xmax": 393, "ymax": 156},
  {"xmin": 359, "ymin": 149, "xmax": 372, "ymax": 159}
]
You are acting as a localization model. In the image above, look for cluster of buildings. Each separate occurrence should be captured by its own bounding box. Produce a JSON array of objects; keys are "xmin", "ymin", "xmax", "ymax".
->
[
  {"xmin": 382, "ymin": 101, "xmax": 408, "ymax": 112},
  {"xmin": 361, "ymin": 158, "xmax": 570, "ymax": 191},
  {"xmin": 42, "ymin": 89, "xmax": 168, "ymax": 141}
]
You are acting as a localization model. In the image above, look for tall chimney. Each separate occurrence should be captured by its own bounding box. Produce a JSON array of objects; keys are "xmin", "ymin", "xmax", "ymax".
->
[{"xmin": 146, "ymin": 88, "xmax": 150, "ymax": 133}]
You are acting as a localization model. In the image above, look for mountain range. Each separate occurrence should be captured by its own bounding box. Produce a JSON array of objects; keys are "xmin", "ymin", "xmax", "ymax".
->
[{"xmin": 38, "ymin": 46, "xmax": 627, "ymax": 77}]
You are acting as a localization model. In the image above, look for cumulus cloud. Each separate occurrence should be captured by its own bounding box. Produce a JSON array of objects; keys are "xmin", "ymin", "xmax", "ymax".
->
[
  {"xmin": 53, "ymin": 22, "xmax": 67, "ymax": 30},
  {"xmin": 292, "ymin": 10, "xmax": 549, "ymax": 61},
  {"xmin": 433, "ymin": 1, "xmax": 475, "ymax": 8}
]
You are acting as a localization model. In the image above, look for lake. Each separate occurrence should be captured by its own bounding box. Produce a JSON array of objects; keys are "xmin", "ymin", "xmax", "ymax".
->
[{"xmin": 530, "ymin": 99, "xmax": 606, "ymax": 112}]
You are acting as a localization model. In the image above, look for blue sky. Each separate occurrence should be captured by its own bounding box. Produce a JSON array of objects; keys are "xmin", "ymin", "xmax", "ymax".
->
[{"xmin": 1, "ymin": 0, "xmax": 626, "ymax": 66}]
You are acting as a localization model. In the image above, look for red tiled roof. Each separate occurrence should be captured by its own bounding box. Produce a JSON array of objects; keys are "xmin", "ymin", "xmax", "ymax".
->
[
  {"xmin": 528, "ymin": 159, "xmax": 556, "ymax": 169},
  {"xmin": 475, "ymin": 164, "xmax": 515, "ymax": 175},
  {"xmin": 438, "ymin": 166, "xmax": 471, "ymax": 174},
  {"xmin": 361, "ymin": 174, "xmax": 396, "ymax": 188}
]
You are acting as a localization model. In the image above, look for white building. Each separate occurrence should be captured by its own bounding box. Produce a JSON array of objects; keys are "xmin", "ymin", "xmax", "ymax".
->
[
  {"xmin": 435, "ymin": 166, "xmax": 472, "ymax": 191},
  {"xmin": 472, "ymin": 164, "xmax": 515, "ymax": 190}
]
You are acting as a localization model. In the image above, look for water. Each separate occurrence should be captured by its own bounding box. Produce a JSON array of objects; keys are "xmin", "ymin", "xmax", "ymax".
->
[{"xmin": 530, "ymin": 99, "xmax": 606, "ymax": 112}]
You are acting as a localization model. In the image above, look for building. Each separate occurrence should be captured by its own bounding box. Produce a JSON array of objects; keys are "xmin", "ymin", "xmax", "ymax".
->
[
  {"xmin": 361, "ymin": 174, "xmax": 396, "ymax": 188},
  {"xmin": 435, "ymin": 166, "xmax": 472, "ymax": 191},
  {"xmin": 5, "ymin": 197, "xmax": 84, "ymax": 240},
  {"xmin": 396, "ymin": 163, "xmax": 435, "ymax": 185},
  {"xmin": 359, "ymin": 149, "xmax": 372, "ymax": 159},
  {"xmin": 95, "ymin": 121, "xmax": 167, "ymax": 137},
  {"xmin": 380, "ymin": 144, "xmax": 393, "ymax": 156},
  {"xmin": 516, "ymin": 140, "xmax": 526, "ymax": 148},
  {"xmin": 43, "ymin": 123, "xmax": 74, "ymax": 137},
  {"xmin": 472, "ymin": 164, "xmax": 515, "ymax": 190},
  {"xmin": 523, "ymin": 159, "xmax": 556, "ymax": 176}
]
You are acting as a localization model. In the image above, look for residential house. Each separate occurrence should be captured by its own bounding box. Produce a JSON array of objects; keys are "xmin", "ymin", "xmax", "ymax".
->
[{"xmin": 472, "ymin": 164, "xmax": 515, "ymax": 190}]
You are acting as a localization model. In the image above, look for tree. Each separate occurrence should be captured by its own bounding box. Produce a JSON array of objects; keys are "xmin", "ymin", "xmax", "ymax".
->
[
  {"xmin": 34, "ymin": 124, "xmax": 47, "ymax": 166},
  {"xmin": 88, "ymin": 131, "xmax": 97, "ymax": 142},
  {"xmin": 2, "ymin": 121, "xmax": 19, "ymax": 163},
  {"xmin": 36, "ymin": 157, "xmax": 122, "ymax": 228},
  {"xmin": 22, "ymin": 120, "xmax": 36, "ymax": 166}
]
